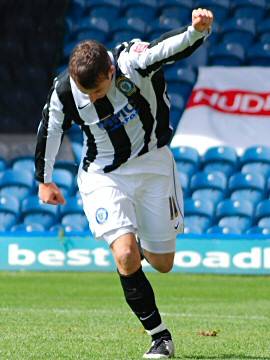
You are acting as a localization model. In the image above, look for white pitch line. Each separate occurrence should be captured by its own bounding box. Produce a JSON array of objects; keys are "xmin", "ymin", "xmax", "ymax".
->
[
  {"xmin": 161, "ymin": 312, "xmax": 269, "ymax": 321},
  {"xmin": 0, "ymin": 307, "xmax": 268, "ymax": 321}
]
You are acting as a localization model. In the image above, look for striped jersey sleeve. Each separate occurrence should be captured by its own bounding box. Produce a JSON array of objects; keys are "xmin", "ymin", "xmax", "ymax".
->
[
  {"xmin": 35, "ymin": 78, "xmax": 67, "ymax": 183},
  {"xmin": 121, "ymin": 25, "xmax": 208, "ymax": 76}
]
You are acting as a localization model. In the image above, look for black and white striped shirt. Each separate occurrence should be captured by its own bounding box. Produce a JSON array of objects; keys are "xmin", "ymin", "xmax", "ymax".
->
[{"xmin": 35, "ymin": 25, "xmax": 208, "ymax": 183}]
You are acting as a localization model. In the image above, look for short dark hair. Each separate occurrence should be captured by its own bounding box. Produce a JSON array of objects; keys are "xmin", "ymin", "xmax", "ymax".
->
[{"xmin": 69, "ymin": 40, "xmax": 111, "ymax": 89}]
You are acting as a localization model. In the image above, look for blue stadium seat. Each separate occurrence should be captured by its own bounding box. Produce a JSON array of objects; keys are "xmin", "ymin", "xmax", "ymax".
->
[
  {"xmin": 207, "ymin": 225, "xmax": 242, "ymax": 235},
  {"xmin": 257, "ymin": 18, "xmax": 270, "ymax": 39},
  {"xmin": 158, "ymin": 0, "xmax": 193, "ymax": 23},
  {"xmin": 202, "ymin": 146, "xmax": 238, "ymax": 177},
  {"xmin": 0, "ymin": 169, "xmax": 34, "ymax": 201},
  {"xmin": 0, "ymin": 169, "xmax": 33, "ymax": 189},
  {"xmin": 246, "ymin": 43, "xmax": 270, "ymax": 66},
  {"xmin": 208, "ymin": 42, "xmax": 245, "ymax": 66},
  {"xmin": 112, "ymin": 31, "xmax": 143, "ymax": 45},
  {"xmin": 180, "ymin": 44, "xmax": 208, "ymax": 67},
  {"xmin": 0, "ymin": 158, "xmax": 7, "ymax": 172},
  {"xmin": 192, "ymin": 189, "xmax": 225, "ymax": 206},
  {"xmin": 68, "ymin": 124, "xmax": 83, "ymax": 144},
  {"xmin": 190, "ymin": 171, "xmax": 227, "ymax": 205},
  {"xmin": 259, "ymin": 33, "xmax": 270, "ymax": 44},
  {"xmin": 85, "ymin": 0, "xmax": 121, "ymax": 12},
  {"xmin": 0, "ymin": 194, "xmax": 20, "ymax": 215},
  {"xmin": 75, "ymin": 17, "xmax": 110, "ymax": 43},
  {"xmin": 232, "ymin": 0, "xmax": 266, "ymax": 21},
  {"xmin": 52, "ymin": 169, "xmax": 74, "ymax": 197},
  {"xmin": 59, "ymin": 197, "xmax": 84, "ymax": 218},
  {"xmin": 255, "ymin": 200, "xmax": 270, "ymax": 224},
  {"xmin": 49, "ymin": 223, "xmax": 87, "ymax": 233},
  {"xmin": 205, "ymin": 21, "xmax": 221, "ymax": 46},
  {"xmin": 76, "ymin": 29, "xmax": 108, "ymax": 43},
  {"xmin": 241, "ymin": 163, "xmax": 270, "ymax": 178},
  {"xmin": 61, "ymin": 214, "xmax": 89, "ymax": 231},
  {"xmin": 0, "ymin": 187, "xmax": 32, "ymax": 202},
  {"xmin": 54, "ymin": 160, "xmax": 78, "ymax": 176},
  {"xmin": 147, "ymin": 17, "xmax": 182, "ymax": 41},
  {"xmin": 246, "ymin": 226, "xmax": 270, "ymax": 235},
  {"xmin": 218, "ymin": 217, "xmax": 252, "ymax": 234},
  {"xmin": 190, "ymin": 171, "xmax": 227, "ymax": 192},
  {"xmin": 194, "ymin": 0, "xmax": 230, "ymax": 23},
  {"xmin": 126, "ymin": 7, "xmax": 157, "ymax": 22},
  {"xmin": 221, "ymin": 18, "xmax": 256, "ymax": 47},
  {"xmin": 112, "ymin": 17, "xmax": 147, "ymax": 39},
  {"xmin": 124, "ymin": 0, "xmax": 158, "ymax": 21},
  {"xmin": 216, "ymin": 199, "xmax": 254, "ymax": 232},
  {"xmin": 168, "ymin": 92, "xmax": 185, "ymax": 129},
  {"xmin": 90, "ymin": 6, "xmax": 121, "ymax": 21},
  {"xmin": 0, "ymin": 213, "xmax": 18, "ymax": 231},
  {"xmin": 184, "ymin": 198, "xmax": 214, "ymax": 217},
  {"xmin": 184, "ymin": 198, "xmax": 214, "ymax": 233},
  {"xmin": 178, "ymin": 172, "xmax": 190, "ymax": 198},
  {"xmin": 258, "ymin": 217, "xmax": 270, "ymax": 229},
  {"xmin": 184, "ymin": 218, "xmax": 206, "ymax": 234},
  {"xmin": 165, "ymin": 67, "xmax": 196, "ymax": 99},
  {"xmin": 267, "ymin": 178, "xmax": 270, "ymax": 197},
  {"xmin": 240, "ymin": 145, "xmax": 270, "ymax": 171},
  {"xmin": 0, "ymin": 194, "xmax": 20, "ymax": 230},
  {"xmin": 21, "ymin": 196, "xmax": 59, "ymax": 229},
  {"xmin": 228, "ymin": 172, "xmax": 266, "ymax": 206},
  {"xmin": 171, "ymin": 146, "xmax": 200, "ymax": 177},
  {"xmin": 11, "ymin": 156, "xmax": 35, "ymax": 174},
  {"xmin": 72, "ymin": 142, "xmax": 83, "ymax": 165},
  {"xmin": 11, "ymin": 223, "xmax": 46, "ymax": 232}
]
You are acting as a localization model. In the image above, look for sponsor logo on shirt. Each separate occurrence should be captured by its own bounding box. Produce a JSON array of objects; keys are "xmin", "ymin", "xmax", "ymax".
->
[{"xmin": 97, "ymin": 103, "xmax": 138, "ymax": 132}]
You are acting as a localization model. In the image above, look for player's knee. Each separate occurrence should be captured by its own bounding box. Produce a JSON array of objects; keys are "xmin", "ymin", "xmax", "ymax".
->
[{"xmin": 115, "ymin": 247, "xmax": 140, "ymax": 274}]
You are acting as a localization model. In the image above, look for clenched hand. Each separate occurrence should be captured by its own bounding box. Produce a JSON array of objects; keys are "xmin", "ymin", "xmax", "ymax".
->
[
  {"xmin": 39, "ymin": 182, "xmax": 66, "ymax": 205},
  {"xmin": 192, "ymin": 8, "xmax": 214, "ymax": 33}
]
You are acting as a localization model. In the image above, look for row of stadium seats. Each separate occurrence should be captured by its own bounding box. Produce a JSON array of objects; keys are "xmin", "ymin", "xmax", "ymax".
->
[
  {"xmin": 1, "ymin": 144, "xmax": 270, "ymax": 194},
  {"xmin": 1, "ymin": 145, "xmax": 270, "ymax": 234},
  {"xmin": 2, "ymin": 192, "xmax": 270, "ymax": 235},
  {"xmin": 60, "ymin": 0, "xmax": 270, "ymax": 70},
  {"xmin": 68, "ymin": 0, "xmax": 270, "ymax": 23}
]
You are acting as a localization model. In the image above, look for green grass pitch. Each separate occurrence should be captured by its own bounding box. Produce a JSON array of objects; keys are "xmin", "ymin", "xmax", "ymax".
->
[{"xmin": 0, "ymin": 272, "xmax": 269, "ymax": 360}]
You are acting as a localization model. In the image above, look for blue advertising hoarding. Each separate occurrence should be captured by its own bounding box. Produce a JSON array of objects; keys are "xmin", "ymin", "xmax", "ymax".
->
[{"xmin": 0, "ymin": 233, "xmax": 270, "ymax": 274}]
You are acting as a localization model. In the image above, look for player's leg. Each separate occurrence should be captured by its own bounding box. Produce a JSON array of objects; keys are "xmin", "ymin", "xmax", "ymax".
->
[
  {"xmin": 142, "ymin": 250, "xmax": 175, "ymax": 273},
  {"xmin": 110, "ymin": 232, "xmax": 171, "ymax": 342},
  {"xmin": 134, "ymin": 168, "xmax": 184, "ymax": 358},
  {"xmin": 80, "ymin": 183, "xmax": 173, "ymax": 358}
]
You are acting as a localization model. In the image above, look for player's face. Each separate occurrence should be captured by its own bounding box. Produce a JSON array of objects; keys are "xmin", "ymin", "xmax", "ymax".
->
[{"xmin": 77, "ymin": 65, "xmax": 115, "ymax": 103}]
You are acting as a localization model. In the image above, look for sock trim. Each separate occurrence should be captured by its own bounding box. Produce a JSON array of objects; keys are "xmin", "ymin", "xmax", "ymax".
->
[{"xmin": 146, "ymin": 322, "xmax": 166, "ymax": 336}]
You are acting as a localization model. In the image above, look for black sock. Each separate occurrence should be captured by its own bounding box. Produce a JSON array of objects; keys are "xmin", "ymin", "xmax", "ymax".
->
[
  {"xmin": 152, "ymin": 329, "xmax": 172, "ymax": 341},
  {"xmin": 118, "ymin": 266, "xmax": 163, "ymax": 331}
]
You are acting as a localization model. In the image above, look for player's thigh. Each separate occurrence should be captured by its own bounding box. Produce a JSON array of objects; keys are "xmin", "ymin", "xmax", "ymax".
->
[
  {"xmin": 136, "ymin": 173, "xmax": 184, "ymax": 253},
  {"xmin": 80, "ymin": 186, "xmax": 137, "ymax": 243}
]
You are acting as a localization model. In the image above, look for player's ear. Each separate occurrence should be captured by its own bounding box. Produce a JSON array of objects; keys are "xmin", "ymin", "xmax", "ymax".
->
[{"xmin": 109, "ymin": 65, "xmax": 115, "ymax": 77}]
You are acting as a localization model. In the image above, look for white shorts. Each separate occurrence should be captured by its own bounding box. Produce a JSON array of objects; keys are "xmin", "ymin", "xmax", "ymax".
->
[{"xmin": 78, "ymin": 149, "xmax": 184, "ymax": 254}]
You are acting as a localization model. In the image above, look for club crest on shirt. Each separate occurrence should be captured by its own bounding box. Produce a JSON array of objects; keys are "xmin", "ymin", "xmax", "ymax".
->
[
  {"xmin": 96, "ymin": 208, "xmax": 108, "ymax": 224},
  {"xmin": 116, "ymin": 76, "xmax": 136, "ymax": 96}
]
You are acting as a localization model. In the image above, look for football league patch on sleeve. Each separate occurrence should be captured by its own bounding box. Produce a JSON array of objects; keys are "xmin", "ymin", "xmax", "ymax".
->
[{"xmin": 132, "ymin": 42, "xmax": 149, "ymax": 53}]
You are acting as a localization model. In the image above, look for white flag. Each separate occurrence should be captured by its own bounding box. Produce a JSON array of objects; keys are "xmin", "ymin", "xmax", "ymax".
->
[{"xmin": 171, "ymin": 67, "xmax": 270, "ymax": 154}]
